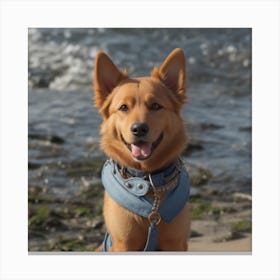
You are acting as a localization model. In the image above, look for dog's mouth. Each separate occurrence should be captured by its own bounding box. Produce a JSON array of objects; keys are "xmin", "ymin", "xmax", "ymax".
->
[{"xmin": 121, "ymin": 132, "xmax": 164, "ymax": 161}]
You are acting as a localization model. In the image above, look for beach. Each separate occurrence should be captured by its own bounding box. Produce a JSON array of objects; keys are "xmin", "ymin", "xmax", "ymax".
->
[{"xmin": 28, "ymin": 28, "xmax": 252, "ymax": 252}]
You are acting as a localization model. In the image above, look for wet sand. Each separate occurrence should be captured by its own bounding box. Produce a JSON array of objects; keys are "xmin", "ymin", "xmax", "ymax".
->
[{"xmin": 189, "ymin": 234, "xmax": 251, "ymax": 252}]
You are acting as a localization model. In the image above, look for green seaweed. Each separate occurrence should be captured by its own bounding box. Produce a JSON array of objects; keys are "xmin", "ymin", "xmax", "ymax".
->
[
  {"xmin": 231, "ymin": 220, "xmax": 251, "ymax": 234},
  {"xmin": 78, "ymin": 182, "xmax": 104, "ymax": 198},
  {"xmin": 189, "ymin": 195, "xmax": 202, "ymax": 203},
  {"xmin": 191, "ymin": 203, "xmax": 212, "ymax": 219},
  {"xmin": 28, "ymin": 184, "xmax": 62, "ymax": 204},
  {"xmin": 191, "ymin": 203, "xmax": 235, "ymax": 220},
  {"xmin": 48, "ymin": 236, "xmax": 87, "ymax": 251},
  {"xmin": 29, "ymin": 205, "xmax": 51, "ymax": 227},
  {"xmin": 73, "ymin": 207, "xmax": 94, "ymax": 218}
]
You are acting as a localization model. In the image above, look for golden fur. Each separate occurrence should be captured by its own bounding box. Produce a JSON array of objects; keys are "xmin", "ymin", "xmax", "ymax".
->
[{"xmin": 94, "ymin": 48, "xmax": 191, "ymax": 251}]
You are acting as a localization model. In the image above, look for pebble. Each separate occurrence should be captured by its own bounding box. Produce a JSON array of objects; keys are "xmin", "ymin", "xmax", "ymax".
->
[
  {"xmin": 243, "ymin": 59, "xmax": 250, "ymax": 67},
  {"xmin": 63, "ymin": 30, "xmax": 72, "ymax": 39},
  {"xmin": 200, "ymin": 43, "xmax": 208, "ymax": 50},
  {"xmin": 232, "ymin": 192, "xmax": 252, "ymax": 202},
  {"xmin": 188, "ymin": 57, "xmax": 196, "ymax": 64},
  {"xmin": 217, "ymin": 49, "xmax": 224, "ymax": 56},
  {"xmin": 228, "ymin": 53, "xmax": 237, "ymax": 62},
  {"xmin": 226, "ymin": 45, "xmax": 237, "ymax": 53}
]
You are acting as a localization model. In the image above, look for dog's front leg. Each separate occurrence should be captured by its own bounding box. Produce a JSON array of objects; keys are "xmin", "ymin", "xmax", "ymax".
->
[
  {"xmin": 103, "ymin": 192, "xmax": 148, "ymax": 252},
  {"xmin": 158, "ymin": 203, "xmax": 191, "ymax": 251}
]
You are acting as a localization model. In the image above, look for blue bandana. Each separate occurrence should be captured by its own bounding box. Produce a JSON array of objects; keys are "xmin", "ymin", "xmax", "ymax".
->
[{"xmin": 101, "ymin": 159, "xmax": 190, "ymax": 251}]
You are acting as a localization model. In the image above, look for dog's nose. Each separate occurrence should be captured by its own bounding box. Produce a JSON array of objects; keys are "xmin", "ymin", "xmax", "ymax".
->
[{"xmin": 131, "ymin": 122, "xmax": 149, "ymax": 137}]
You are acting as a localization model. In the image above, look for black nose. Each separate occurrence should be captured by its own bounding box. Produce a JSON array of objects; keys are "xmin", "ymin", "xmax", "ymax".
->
[{"xmin": 131, "ymin": 122, "xmax": 149, "ymax": 137}]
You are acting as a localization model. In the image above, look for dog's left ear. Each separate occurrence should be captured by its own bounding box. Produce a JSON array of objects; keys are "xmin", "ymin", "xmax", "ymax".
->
[{"xmin": 152, "ymin": 48, "xmax": 186, "ymax": 102}]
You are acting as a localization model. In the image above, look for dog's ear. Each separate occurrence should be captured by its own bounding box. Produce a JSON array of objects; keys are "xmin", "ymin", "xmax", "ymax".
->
[
  {"xmin": 94, "ymin": 51, "xmax": 127, "ymax": 107},
  {"xmin": 151, "ymin": 48, "xmax": 186, "ymax": 102}
]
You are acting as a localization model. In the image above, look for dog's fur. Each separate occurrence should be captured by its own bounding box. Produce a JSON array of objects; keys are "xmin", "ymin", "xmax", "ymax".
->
[{"xmin": 94, "ymin": 48, "xmax": 191, "ymax": 251}]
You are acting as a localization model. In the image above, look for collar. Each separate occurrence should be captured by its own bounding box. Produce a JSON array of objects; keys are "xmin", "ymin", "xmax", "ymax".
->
[
  {"xmin": 101, "ymin": 158, "xmax": 190, "ymax": 223},
  {"xmin": 114, "ymin": 158, "xmax": 183, "ymax": 193}
]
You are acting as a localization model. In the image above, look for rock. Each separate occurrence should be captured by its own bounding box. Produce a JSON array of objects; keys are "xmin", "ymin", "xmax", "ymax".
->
[
  {"xmin": 239, "ymin": 126, "xmax": 252, "ymax": 132},
  {"xmin": 182, "ymin": 139, "xmax": 203, "ymax": 156},
  {"xmin": 190, "ymin": 230, "xmax": 203, "ymax": 238},
  {"xmin": 213, "ymin": 231, "xmax": 244, "ymax": 243},
  {"xmin": 200, "ymin": 188, "xmax": 220, "ymax": 197},
  {"xmin": 48, "ymin": 135, "xmax": 65, "ymax": 144},
  {"xmin": 86, "ymin": 220, "xmax": 103, "ymax": 229},
  {"xmin": 199, "ymin": 123, "xmax": 223, "ymax": 130},
  {"xmin": 29, "ymin": 133, "xmax": 65, "ymax": 144},
  {"xmin": 188, "ymin": 57, "xmax": 196, "ymax": 64},
  {"xmin": 186, "ymin": 121, "xmax": 223, "ymax": 133},
  {"xmin": 232, "ymin": 192, "xmax": 252, "ymax": 202},
  {"xmin": 65, "ymin": 160, "xmax": 104, "ymax": 178},
  {"xmin": 226, "ymin": 45, "xmax": 237, "ymax": 53},
  {"xmin": 186, "ymin": 163, "xmax": 213, "ymax": 187},
  {"xmin": 28, "ymin": 162, "xmax": 42, "ymax": 169}
]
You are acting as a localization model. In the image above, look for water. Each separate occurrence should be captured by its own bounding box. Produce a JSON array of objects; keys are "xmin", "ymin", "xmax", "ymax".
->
[{"xmin": 28, "ymin": 28, "xmax": 251, "ymax": 198}]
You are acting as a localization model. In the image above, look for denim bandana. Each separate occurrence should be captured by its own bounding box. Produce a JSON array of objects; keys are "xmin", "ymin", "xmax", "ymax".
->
[{"xmin": 101, "ymin": 159, "xmax": 190, "ymax": 251}]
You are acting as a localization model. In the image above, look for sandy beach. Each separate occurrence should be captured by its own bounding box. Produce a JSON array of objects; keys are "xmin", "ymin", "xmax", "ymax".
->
[{"xmin": 189, "ymin": 234, "xmax": 251, "ymax": 252}]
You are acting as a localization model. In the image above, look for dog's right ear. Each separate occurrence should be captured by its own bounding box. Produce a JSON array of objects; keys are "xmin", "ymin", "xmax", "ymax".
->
[{"xmin": 94, "ymin": 52, "xmax": 127, "ymax": 107}]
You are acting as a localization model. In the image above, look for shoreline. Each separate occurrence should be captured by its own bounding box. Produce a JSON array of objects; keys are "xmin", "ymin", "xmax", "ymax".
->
[
  {"xmin": 28, "ymin": 28, "xmax": 251, "ymax": 253},
  {"xmin": 189, "ymin": 234, "xmax": 251, "ymax": 252},
  {"xmin": 28, "ymin": 165, "xmax": 252, "ymax": 252}
]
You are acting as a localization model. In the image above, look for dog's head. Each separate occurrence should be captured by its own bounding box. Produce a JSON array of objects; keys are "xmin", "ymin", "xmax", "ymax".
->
[{"xmin": 94, "ymin": 48, "xmax": 187, "ymax": 172}]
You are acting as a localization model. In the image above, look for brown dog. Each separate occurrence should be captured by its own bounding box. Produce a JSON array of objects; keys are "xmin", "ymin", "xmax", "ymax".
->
[{"xmin": 94, "ymin": 48, "xmax": 191, "ymax": 251}]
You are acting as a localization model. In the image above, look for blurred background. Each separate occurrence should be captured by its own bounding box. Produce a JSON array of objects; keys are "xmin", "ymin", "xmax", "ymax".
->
[{"xmin": 28, "ymin": 28, "xmax": 252, "ymax": 252}]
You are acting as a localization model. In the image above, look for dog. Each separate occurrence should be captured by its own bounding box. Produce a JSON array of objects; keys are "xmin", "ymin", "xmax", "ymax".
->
[{"xmin": 94, "ymin": 48, "xmax": 191, "ymax": 251}]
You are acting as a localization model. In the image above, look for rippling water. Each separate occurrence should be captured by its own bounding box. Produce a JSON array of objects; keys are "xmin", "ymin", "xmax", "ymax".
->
[{"xmin": 28, "ymin": 28, "xmax": 251, "ymax": 197}]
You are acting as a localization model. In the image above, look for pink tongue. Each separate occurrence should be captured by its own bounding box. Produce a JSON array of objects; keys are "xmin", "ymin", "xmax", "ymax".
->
[{"xmin": 131, "ymin": 142, "xmax": 152, "ymax": 158}]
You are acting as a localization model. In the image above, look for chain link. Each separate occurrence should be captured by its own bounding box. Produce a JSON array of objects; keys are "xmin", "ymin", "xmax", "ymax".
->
[
  {"xmin": 148, "ymin": 173, "xmax": 161, "ymax": 225},
  {"xmin": 115, "ymin": 157, "xmax": 183, "ymax": 225},
  {"xmin": 147, "ymin": 158, "xmax": 183, "ymax": 225}
]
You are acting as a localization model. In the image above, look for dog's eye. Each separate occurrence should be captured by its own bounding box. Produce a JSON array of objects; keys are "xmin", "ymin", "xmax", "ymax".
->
[
  {"xmin": 119, "ymin": 104, "xmax": 129, "ymax": 112},
  {"xmin": 149, "ymin": 103, "xmax": 162, "ymax": 111}
]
